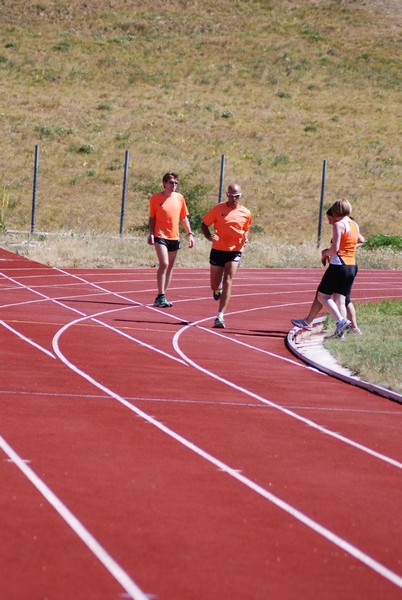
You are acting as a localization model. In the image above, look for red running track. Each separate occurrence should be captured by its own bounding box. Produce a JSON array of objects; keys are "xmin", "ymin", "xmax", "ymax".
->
[{"xmin": 1, "ymin": 248, "xmax": 401, "ymax": 600}]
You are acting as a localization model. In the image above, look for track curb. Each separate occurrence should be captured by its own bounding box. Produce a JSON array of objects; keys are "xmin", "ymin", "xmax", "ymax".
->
[{"xmin": 286, "ymin": 317, "xmax": 402, "ymax": 405}]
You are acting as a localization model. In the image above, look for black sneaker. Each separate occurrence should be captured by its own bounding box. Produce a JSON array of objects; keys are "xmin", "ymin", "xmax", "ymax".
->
[{"xmin": 153, "ymin": 294, "xmax": 172, "ymax": 308}]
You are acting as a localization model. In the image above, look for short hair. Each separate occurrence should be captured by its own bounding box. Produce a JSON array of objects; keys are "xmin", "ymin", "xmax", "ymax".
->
[
  {"xmin": 326, "ymin": 207, "xmax": 333, "ymax": 217},
  {"xmin": 162, "ymin": 172, "xmax": 179, "ymax": 183},
  {"xmin": 331, "ymin": 199, "xmax": 352, "ymax": 217}
]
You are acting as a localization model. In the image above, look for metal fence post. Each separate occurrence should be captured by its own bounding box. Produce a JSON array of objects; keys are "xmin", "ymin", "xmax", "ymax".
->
[
  {"xmin": 119, "ymin": 150, "xmax": 129, "ymax": 235},
  {"xmin": 317, "ymin": 159, "xmax": 327, "ymax": 248},
  {"xmin": 31, "ymin": 144, "xmax": 39, "ymax": 234},
  {"xmin": 218, "ymin": 154, "xmax": 225, "ymax": 203}
]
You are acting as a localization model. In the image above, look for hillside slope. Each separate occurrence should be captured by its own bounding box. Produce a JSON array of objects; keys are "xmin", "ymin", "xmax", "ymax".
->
[{"xmin": 0, "ymin": 0, "xmax": 400, "ymax": 242}]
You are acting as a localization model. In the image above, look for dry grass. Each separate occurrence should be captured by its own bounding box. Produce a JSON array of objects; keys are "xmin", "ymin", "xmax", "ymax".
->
[
  {"xmin": 2, "ymin": 230, "xmax": 401, "ymax": 270},
  {"xmin": 0, "ymin": 0, "xmax": 401, "ymax": 244}
]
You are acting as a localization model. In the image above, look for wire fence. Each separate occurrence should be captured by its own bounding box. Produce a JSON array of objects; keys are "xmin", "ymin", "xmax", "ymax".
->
[{"xmin": 1, "ymin": 145, "xmax": 400, "ymax": 246}]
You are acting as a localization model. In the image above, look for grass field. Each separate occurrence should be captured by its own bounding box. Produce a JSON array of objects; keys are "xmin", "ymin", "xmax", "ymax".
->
[
  {"xmin": 324, "ymin": 300, "xmax": 402, "ymax": 394},
  {"xmin": 0, "ymin": 0, "xmax": 401, "ymax": 243}
]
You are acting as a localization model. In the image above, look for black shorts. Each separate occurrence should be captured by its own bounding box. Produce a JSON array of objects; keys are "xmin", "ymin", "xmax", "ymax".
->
[
  {"xmin": 209, "ymin": 249, "xmax": 242, "ymax": 267},
  {"xmin": 318, "ymin": 263, "xmax": 358, "ymax": 298},
  {"xmin": 154, "ymin": 237, "xmax": 181, "ymax": 252}
]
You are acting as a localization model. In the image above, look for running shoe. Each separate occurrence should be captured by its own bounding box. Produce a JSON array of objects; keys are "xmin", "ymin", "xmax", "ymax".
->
[
  {"xmin": 213, "ymin": 288, "xmax": 223, "ymax": 301},
  {"xmin": 291, "ymin": 318, "xmax": 312, "ymax": 331},
  {"xmin": 213, "ymin": 315, "xmax": 225, "ymax": 328},
  {"xmin": 153, "ymin": 294, "xmax": 172, "ymax": 308},
  {"xmin": 334, "ymin": 318, "xmax": 351, "ymax": 338},
  {"xmin": 349, "ymin": 327, "xmax": 362, "ymax": 335}
]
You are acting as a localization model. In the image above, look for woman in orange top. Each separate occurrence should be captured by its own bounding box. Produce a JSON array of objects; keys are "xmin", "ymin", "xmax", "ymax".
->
[
  {"xmin": 201, "ymin": 183, "xmax": 252, "ymax": 329},
  {"xmin": 148, "ymin": 172, "xmax": 194, "ymax": 307},
  {"xmin": 291, "ymin": 206, "xmax": 364, "ymax": 335},
  {"xmin": 315, "ymin": 199, "xmax": 364, "ymax": 337}
]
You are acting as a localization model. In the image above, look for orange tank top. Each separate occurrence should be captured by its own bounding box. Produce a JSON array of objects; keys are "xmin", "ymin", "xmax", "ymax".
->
[{"xmin": 337, "ymin": 219, "xmax": 359, "ymax": 265}]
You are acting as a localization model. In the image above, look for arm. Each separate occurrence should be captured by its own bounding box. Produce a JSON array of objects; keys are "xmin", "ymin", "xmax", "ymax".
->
[
  {"xmin": 322, "ymin": 221, "xmax": 343, "ymax": 261},
  {"xmin": 181, "ymin": 216, "xmax": 194, "ymax": 248},
  {"xmin": 243, "ymin": 214, "xmax": 252, "ymax": 247},
  {"xmin": 243, "ymin": 222, "xmax": 251, "ymax": 246},
  {"xmin": 201, "ymin": 222, "xmax": 212, "ymax": 240},
  {"xmin": 201, "ymin": 221, "xmax": 219, "ymax": 242},
  {"xmin": 147, "ymin": 216, "xmax": 155, "ymax": 245}
]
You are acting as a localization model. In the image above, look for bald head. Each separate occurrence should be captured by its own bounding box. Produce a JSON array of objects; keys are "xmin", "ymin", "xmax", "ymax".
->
[{"xmin": 227, "ymin": 183, "xmax": 241, "ymax": 196}]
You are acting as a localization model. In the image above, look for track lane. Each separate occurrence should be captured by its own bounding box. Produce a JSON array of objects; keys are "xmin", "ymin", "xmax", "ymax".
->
[{"xmin": 0, "ymin": 251, "xmax": 402, "ymax": 597}]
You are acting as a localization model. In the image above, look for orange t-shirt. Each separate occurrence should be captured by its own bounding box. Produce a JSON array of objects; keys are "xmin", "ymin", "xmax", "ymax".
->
[
  {"xmin": 202, "ymin": 202, "xmax": 252, "ymax": 251},
  {"xmin": 149, "ymin": 192, "xmax": 189, "ymax": 240}
]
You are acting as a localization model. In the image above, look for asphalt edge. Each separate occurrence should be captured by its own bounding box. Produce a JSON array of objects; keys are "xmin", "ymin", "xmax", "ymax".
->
[{"xmin": 286, "ymin": 317, "xmax": 402, "ymax": 406}]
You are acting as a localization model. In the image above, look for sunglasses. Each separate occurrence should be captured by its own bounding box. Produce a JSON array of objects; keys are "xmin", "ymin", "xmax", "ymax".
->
[{"xmin": 227, "ymin": 193, "xmax": 241, "ymax": 198}]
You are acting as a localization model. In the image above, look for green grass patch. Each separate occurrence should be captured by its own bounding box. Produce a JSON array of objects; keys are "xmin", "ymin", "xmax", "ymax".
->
[
  {"xmin": 324, "ymin": 300, "xmax": 402, "ymax": 394},
  {"xmin": 363, "ymin": 234, "xmax": 402, "ymax": 252}
]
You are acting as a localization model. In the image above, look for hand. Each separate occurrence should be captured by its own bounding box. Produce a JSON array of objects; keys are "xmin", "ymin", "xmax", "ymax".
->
[{"xmin": 147, "ymin": 234, "xmax": 154, "ymax": 246}]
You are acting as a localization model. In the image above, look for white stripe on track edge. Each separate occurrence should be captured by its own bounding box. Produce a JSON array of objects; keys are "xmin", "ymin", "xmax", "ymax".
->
[
  {"xmin": 51, "ymin": 323, "xmax": 402, "ymax": 590},
  {"xmin": 0, "ymin": 320, "xmax": 56, "ymax": 359},
  {"xmin": 0, "ymin": 436, "xmax": 149, "ymax": 600}
]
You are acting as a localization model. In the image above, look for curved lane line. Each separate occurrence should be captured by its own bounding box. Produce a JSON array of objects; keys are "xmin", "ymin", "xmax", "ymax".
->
[
  {"xmin": 94, "ymin": 317, "xmax": 188, "ymax": 366},
  {"xmin": 51, "ymin": 317, "xmax": 402, "ymax": 590},
  {"xmin": 199, "ymin": 325, "xmax": 318, "ymax": 369},
  {"xmin": 172, "ymin": 318, "xmax": 402, "ymax": 471},
  {"xmin": 3, "ymin": 265, "xmax": 400, "ymax": 470},
  {"xmin": 2, "ymin": 264, "xmax": 402, "ymax": 588}
]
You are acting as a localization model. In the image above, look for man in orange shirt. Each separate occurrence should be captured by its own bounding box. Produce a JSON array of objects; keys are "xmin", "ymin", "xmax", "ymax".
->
[
  {"xmin": 201, "ymin": 183, "xmax": 252, "ymax": 328},
  {"xmin": 148, "ymin": 172, "xmax": 194, "ymax": 307}
]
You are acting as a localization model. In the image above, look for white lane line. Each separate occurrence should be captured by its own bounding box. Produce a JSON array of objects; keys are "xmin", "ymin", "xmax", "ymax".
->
[
  {"xmin": 3, "ymin": 265, "xmax": 402, "ymax": 587},
  {"xmin": 0, "ymin": 289, "xmax": 398, "ymax": 313},
  {"xmin": 173, "ymin": 319, "xmax": 402, "ymax": 471},
  {"xmin": 93, "ymin": 317, "xmax": 188, "ymax": 366},
  {"xmin": 50, "ymin": 327, "xmax": 402, "ymax": 590},
  {"xmin": 0, "ymin": 436, "xmax": 150, "ymax": 600},
  {"xmin": 0, "ymin": 320, "xmax": 56, "ymax": 359},
  {"xmin": 0, "ymin": 272, "xmax": 187, "ymax": 363},
  {"xmin": 2, "ymin": 389, "xmax": 401, "ymax": 415},
  {"xmin": 0, "ymin": 271, "xmax": 87, "ymax": 316},
  {"xmin": 2, "ymin": 262, "xmax": 400, "ymax": 430},
  {"xmin": 199, "ymin": 325, "xmax": 313, "ymax": 368},
  {"xmin": 4, "ymin": 265, "xmax": 400, "ymax": 470}
]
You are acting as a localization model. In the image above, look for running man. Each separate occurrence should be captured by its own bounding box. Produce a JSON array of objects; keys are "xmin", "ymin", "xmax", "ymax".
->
[
  {"xmin": 148, "ymin": 172, "xmax": 194, "ymax": 307},
  {"xmin": 201, "ymin": 183, "xmax": 252, "ymax": 328}
]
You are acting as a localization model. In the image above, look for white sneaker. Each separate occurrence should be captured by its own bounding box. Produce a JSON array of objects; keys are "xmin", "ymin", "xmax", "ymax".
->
[
  {"xmin": 334, "ymin": 319, "xmax": 351, "ymax": 338},
  {"xmin": 291, "ymin": 318, "xmax": 312, "ymax": 331}
]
